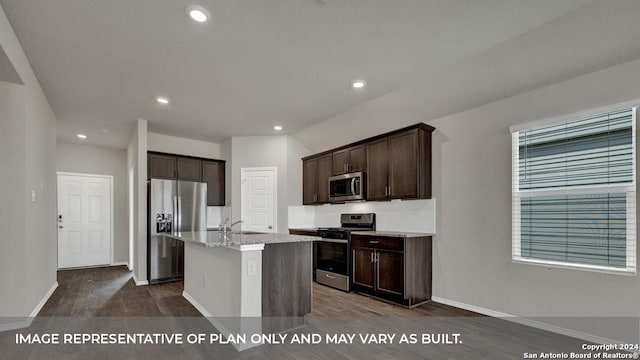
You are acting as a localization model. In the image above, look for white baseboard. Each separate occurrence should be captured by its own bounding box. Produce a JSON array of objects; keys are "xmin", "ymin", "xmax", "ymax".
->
[
  {"xmin": 111, "ymin": 261, "xmax": 130, "ymax": 270},
  {"xmin": 432, "ymin": 296, "xmax": 623, "ymax": 345},
  {"xmin": 132, "ymin": 273, "xmax": 148, "ymax": 286},
  {"xmin": 182, "ymin": 291, "xmax": 212, "ymax": 317},
  {"xmin": 30, "ymin": 282, "xmax": 58, "ymax": 317},
  {"xmin": 0, "ymin": 282, "xmax": 58, "ymax": 332},
  {"xmin": 182, "ymin": 291, "xmax": 260, "ymax": 352}
]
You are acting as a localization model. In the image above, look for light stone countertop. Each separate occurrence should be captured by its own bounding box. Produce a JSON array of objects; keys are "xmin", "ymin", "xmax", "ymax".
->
[
  {"xmin": 287, "ymin": 228, "xmax": 435, "ymax": 238},
  {"xmin": 350, "ymin": 230, "xmax": 435, "ymax": 238},
  {"xmin": 166, "ymin": 230, "xmax": 320, "ymax": 251}
]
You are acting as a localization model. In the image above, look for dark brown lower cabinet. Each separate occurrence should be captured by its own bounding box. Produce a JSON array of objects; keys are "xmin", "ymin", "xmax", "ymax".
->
[
  {"xmin": 352, "ymin": 247, "xmax": 375, "ymax": 290},
  {"xmin": 376, "ymin": 250, "xmax": 404, "ymax": 296},
  {"xmin": 351, "ymin": 234, "xmax": 432, "ymax": 307}
]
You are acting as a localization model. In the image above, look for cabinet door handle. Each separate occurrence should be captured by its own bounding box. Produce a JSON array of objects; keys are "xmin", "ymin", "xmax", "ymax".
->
[
  {"xmin": 369, "ymin": 240, "xmax": 379, "ymax": 244},
  {"xmin": 371, "ymin": 252, "xmax": 374, "ymax": 263},
  {"xmin": 376, "ymin": 252, "xmax": 379, "ymax": 262}
]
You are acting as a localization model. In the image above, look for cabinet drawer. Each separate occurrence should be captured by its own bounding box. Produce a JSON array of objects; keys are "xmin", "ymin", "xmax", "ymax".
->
[{"xmin": 351, "ymin": 235, "xmax": 403, "ymax": 251}]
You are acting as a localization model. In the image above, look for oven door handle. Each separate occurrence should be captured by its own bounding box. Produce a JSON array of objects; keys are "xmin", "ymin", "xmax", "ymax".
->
[{"xmin": 317, "ymin": 238, "xmax": 348, "ymax": 244}]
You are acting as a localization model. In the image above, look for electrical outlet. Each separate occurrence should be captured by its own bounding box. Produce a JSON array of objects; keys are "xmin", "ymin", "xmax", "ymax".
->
[
  {"xmin": 31, "ymin": 190, "xmax": 36, "ymax": 202},
  {"xmin": 247, "ymin": 260, "xmax": 257, "ymax": 276}
]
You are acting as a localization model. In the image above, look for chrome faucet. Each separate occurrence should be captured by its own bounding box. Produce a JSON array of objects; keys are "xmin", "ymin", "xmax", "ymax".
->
[{"xmin": 221, "ymin": 218, "xmax": 244, "ymax": 234}]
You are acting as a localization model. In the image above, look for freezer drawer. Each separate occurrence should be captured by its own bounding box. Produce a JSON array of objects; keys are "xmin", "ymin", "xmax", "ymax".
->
[{"xmin": 149, "ymin": 235, "xmax": 184, "ymax": 284}]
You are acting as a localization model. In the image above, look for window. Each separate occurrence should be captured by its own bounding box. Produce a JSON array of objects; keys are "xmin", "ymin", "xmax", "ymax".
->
[{"xmin": 511, "ymin": 105, "xmax": 637, "ymax": 273}]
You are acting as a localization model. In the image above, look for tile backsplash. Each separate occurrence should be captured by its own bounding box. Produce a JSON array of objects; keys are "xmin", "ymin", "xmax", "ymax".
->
[{"xmin": 288, "ymin": 199, "xmax": 436, "ymax": 233}]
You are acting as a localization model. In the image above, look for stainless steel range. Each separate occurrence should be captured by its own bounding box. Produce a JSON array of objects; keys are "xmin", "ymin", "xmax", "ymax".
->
[{"xmin": 315, "ymin": 213, "xmax": 376, "ymax": 292}]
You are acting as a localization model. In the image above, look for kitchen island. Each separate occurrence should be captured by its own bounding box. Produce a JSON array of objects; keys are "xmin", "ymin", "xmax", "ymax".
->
[{"xmin": 166, "ymin": 231, "xmax": 319, "ymax": 351}]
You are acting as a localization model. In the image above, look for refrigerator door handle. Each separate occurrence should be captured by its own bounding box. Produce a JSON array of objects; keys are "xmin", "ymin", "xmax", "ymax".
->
[
  {"xmin": 177, "ymin": 196, "xmax": 182, "ymax": 232},
  {"xmin": 173, "ymin": 196, "xmax": 179, "ymax": 233}
]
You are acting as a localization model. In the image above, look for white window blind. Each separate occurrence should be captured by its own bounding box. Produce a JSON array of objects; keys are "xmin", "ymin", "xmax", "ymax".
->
[{"xmin": 512, "ymin": 106, "xmax": 637, "ymax": 273}]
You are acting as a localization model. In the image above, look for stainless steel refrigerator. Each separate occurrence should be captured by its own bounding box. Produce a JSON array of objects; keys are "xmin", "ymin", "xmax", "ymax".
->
[{"xmin": 148, "ymin": 179, "xmax": 207, "ymax": 284}]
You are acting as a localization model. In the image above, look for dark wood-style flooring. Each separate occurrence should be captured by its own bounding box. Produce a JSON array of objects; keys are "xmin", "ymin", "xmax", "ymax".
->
[
  {"xmin": 40, "ymin": 266, "xmax": 200, "ymax": 317},
  {"xmin": 6, "ymin": 266, "xmax": 590, "ymax": 360},
  {"xmin": 40, "ymin": 266, "xmax": 474, "ymax": 318}
]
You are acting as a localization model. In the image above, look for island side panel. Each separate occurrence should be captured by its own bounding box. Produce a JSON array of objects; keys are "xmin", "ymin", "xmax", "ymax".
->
[
  {"xmin": 261, "ymin": 242, "xmax": 312, "ymax": 317},
  {"xmin": 183, "ymin": 243, "xmax": 243, "ymax": 316},
  {"xmin": 240, "ymin": 250, "xmax": 262, "ymax": 317}
]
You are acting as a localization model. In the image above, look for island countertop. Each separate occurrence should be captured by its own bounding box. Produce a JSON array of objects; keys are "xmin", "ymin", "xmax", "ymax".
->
[{"xmin": 166, "ymin": 230, "xmax": 320, "ymax": 250}]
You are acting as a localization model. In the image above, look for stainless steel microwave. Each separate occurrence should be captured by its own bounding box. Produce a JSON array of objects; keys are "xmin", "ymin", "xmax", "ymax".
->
[{"xmin": 329, "ymin": 172, "xmax": 365, "ymax": 202}]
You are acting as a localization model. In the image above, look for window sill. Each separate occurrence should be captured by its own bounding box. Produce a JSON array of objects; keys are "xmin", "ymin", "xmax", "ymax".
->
[{"xmin": 512, "ymin": 258, "xmax": 636, "ymax": 276}]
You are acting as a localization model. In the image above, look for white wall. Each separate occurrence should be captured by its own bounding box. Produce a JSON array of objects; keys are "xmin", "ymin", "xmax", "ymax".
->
[
  {"xmin": 429, "ymin": 58, "xmax": 640, "ymax": 319},
  {"xmin": 229, "ymin": 136, "xmax": 310, "ymax": 233},
  {"xmin": 290, "ymin": 49, "xmax": 640, "ymax": 342},
  {"xmin": 0, "ymin": 80, "xmax": 27, "ymax": 318},
  {"xmin": 292, "ymin": 57, "xmax": 640, "ymax": 337},
  {"xmin": 0, "ymin": 4, "xmax": 57, "ymax": 320},
  {"xmin": 286, "ymin": 136, "xmax": 307, "ymax": 209},
  {"xmin": 127, "ymin": 119, "xmax": 147, "ymax": 283},
  {"xmin": 147, "ymin": 132, "xmax": 222, "ymax": 159},
  {"xmin": 56, "ymin": 142, "xmax": 129, "ymax": 264}
]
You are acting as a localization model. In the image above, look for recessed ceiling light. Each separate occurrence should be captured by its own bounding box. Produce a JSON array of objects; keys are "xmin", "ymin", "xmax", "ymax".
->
[
  {"xmin": 156, "ymin": 96, "xmax": 170, "ymax": 105},
  {"xmin": 77, "ymin": 134, "xmax": 87, "ymax": 139},
  {"xmin": 273, "ymin": 125, "xmax": 283, "ymax": 131},
  {"xmin": 186, "ymin": 5, "xmax": 210, "ymax": 23},
  {"xmin": 351, "ymin": 80, "xmax": 366, "ymax": 89}
]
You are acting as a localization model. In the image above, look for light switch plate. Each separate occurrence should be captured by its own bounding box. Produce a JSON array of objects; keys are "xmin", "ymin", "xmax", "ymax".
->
[{"xmin": 31, "ymin": 190, "xmax": 36, "ymax": 202}]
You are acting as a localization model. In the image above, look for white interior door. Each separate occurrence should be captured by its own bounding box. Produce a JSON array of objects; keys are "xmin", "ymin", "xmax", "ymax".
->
[
  {"xmin": 241, "ymin": 168, "xmax": 276, "ymax": 233},
  {"xmin": 57, "ymin": 173, "xmax": 112, "ymax": 268}
]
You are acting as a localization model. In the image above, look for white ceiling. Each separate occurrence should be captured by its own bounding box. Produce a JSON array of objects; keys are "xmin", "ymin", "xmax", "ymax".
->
[
  {"xmin": 0, "ymin": 0, "xmax": 596, "ymax": 149},
  {"xmin": 296, "ymin": 0, "xmax": 640, "ymax": 152}
]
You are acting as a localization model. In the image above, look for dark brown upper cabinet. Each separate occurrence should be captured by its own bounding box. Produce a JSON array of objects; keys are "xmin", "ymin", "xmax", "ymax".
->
[
  {"xmin": 302, "ymin": 123, "xmax": 434, "ymax": 204},
  {"xmin": 332, "ymin": 145, "xmax": 365, "ymax": 175},
  {"xmin": 366, "ymin": 126, "xmax": 433, "ymax": 201},
  {"xmin": 364, "ymin": 137, "xmax": 389, "ymax": 200},
  {"xmin": 148, "ymin": 153, "xmax": 177, "ymax": 179},
  {"xmin": 202, "ymin": 160, "xmax": 225, "ymax": 206},
  {"xmin": 302, "ymin": 154, "xmax": 332, "ymax": 205},
  {"xmin": 148, "ymin": 152, "xmax": 226, "ymax": 206},
  {"xmin": 177, "ymin": 157, "xmax": 202, "ymax": 181}
]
